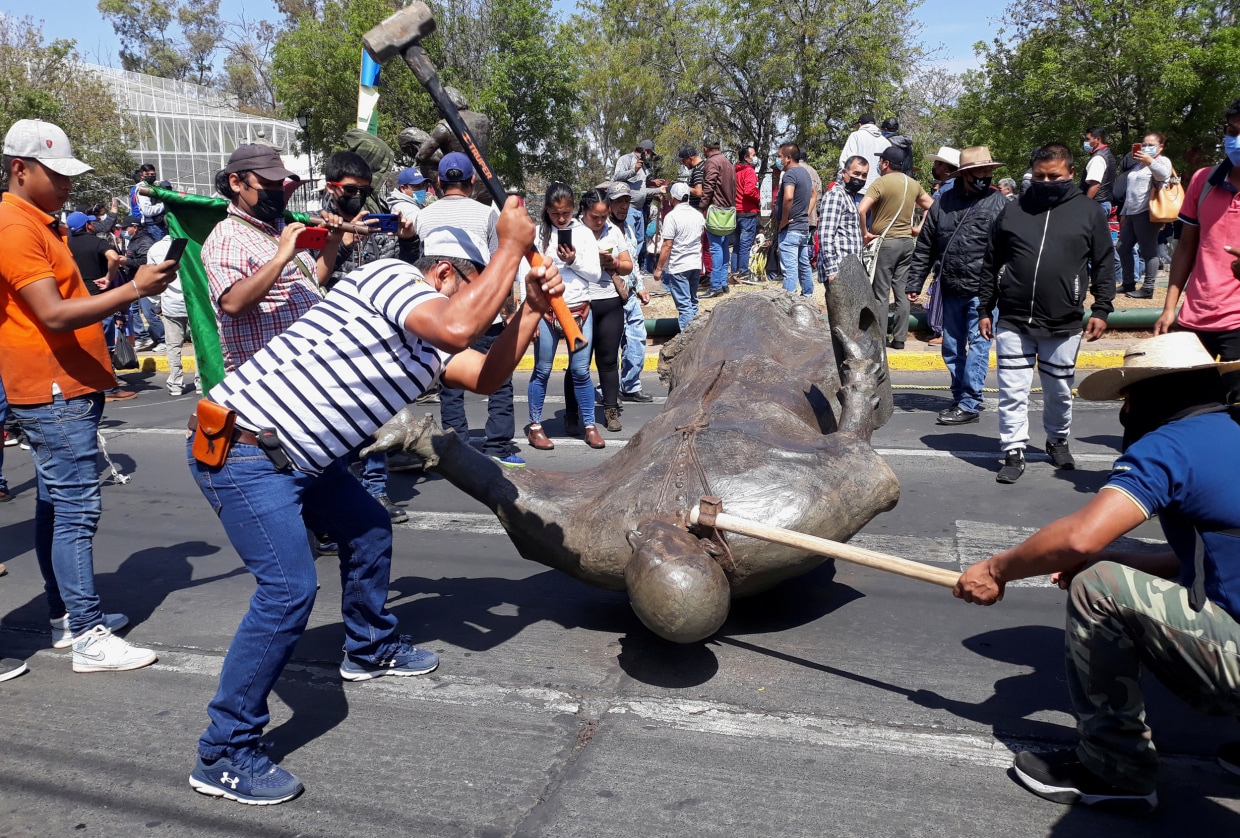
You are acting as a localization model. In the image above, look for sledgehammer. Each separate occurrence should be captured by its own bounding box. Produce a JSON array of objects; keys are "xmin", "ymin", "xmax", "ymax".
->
[
  {"xmin": 690, "ymin": 497, "xmax": 960, "ymax": 588},
  {"xmin": 363, "ymin": 3, "xmax": 588, "ymax": 352}
]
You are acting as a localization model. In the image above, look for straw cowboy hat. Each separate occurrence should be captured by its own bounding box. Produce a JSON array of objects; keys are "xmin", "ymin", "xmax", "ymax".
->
[
  {"xmin": 923, "ymin": 146, "xmax": 960, "ymax": 167},
  {"xmin": 953, "ymin": 146, "xmax": 1004, "ymax": 175},
  {"xmin": 1077, "ymin": 332, "xmax": 1240, "ymax": 401}
]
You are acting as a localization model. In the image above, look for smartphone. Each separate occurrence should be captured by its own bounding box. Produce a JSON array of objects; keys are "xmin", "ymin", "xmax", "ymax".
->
[
  {"xmin": 294, "ymin": 227, "xmax": 329, "ymax": 249},
  {"xmin": 557, "ymin": 228, "xmax": 572, "ymax": 249},
  {"xmin": 1132, "ymin": 143, "xmax": 1142, "ymax": 155},
  {"xmin": 163, "ymin": 237, "xmax": 189, "ymax": 264},
  {"xmin": 364, "ymin": 213, "xmax": 400, "ymax": 234}
]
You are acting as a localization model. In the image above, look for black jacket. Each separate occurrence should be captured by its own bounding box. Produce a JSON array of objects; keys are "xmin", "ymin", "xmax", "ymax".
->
[
  {"xmin": 886, "ymin": 134, "xmax": 914, "ymax": 176},
  {"xmin": 124, "ymin": 230, "xmax": 156, "ymax": 283},
  {"xmin": 979, "ymin": 186, "xmax": 1116, "ymax": 336},
  {"xmin": 907, "ymin": 185, "xmax": 1009, "ymax": 298}
]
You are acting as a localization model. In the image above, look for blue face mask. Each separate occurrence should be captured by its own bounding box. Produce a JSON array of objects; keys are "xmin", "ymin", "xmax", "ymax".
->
[
  {"xmin": 1225, "ymin": 134, "xmax": 1240, "ymax": 167},
  {"xmin": 1083, "ymin": 141, "xmax": 1093, "ymax": 153},
  {"xmin": 413, "ymin": 189, "xmax": 427, "ymax": 205},
  {"xmin": 773, "ymin": 158, "xmax": 784, "ymax": 171}
]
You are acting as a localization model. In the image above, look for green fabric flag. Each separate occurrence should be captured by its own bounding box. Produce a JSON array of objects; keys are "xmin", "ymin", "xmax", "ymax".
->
[{"xmin": 146, "ymin": 186, "xmax": 313, "ymax": 394}]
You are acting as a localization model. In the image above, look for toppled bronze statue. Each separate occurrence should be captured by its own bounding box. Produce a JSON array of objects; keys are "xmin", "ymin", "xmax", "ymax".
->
[{"xmin": 367, "ymin": 255, "xmax": 899, "ymax": 642}]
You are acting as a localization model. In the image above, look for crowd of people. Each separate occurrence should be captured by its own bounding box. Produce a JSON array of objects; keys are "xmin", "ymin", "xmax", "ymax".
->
[{"xmin": 2, "ymin": 91, "xmax": 1240, "ymax": 816}]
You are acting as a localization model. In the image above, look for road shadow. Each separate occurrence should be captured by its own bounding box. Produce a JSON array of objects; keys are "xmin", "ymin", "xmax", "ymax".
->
[
  {"xmin": 1052, "ymin": 466, "xmax": 1111, "ymax": 495},
  {"xmin": 1, "ymin": 540, "xmax": 235, "ymax": 633},
  {"xmin": 892, "ymin": 392, "xmax": 954, "ymax": 414},
  {"xmin": 918, "ymin": 431, "xmax": 998, "ymax": 472},
  {"xmin": 1076, "ymin": 433, "xmax": 1122, "ymax": 452},
  {"xmin": 1045, "ymin": 784, "xmax": 1240, "ymax": 834}
]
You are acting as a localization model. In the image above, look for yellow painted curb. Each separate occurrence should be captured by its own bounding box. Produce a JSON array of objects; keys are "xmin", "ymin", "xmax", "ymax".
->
[
  {"xmin": 886, "ymin": 349, "xmax": 1124, "ymax": 372},
  {"xmin": 134, "ymin": 349, "xmax": 1122, "ymax": 375}
]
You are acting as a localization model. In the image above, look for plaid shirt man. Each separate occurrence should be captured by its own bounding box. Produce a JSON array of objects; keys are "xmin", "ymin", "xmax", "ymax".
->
[
  {"xmin": 201, "ymin": 204, "xmax": 321, "ymax": 372},
  {"xmin": 816, "ymin": 184, "xmax": 864, "ymax": 282}
]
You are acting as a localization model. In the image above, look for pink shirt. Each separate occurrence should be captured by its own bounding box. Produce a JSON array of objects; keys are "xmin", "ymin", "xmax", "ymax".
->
[{"xmin": 1179, "ymin": 165, "xmax": 1240, "ymax": 332}]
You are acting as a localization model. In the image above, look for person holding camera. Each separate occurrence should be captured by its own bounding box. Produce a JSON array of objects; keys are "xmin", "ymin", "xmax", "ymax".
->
[{"xmin": 612, "ymin": 140, "xmax": 665, "ymax": 274}]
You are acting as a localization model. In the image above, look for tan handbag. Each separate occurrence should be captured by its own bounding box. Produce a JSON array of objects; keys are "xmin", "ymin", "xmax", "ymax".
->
[{"xmin": 1148, "ymin": 166, "xmax": 1184, "ymax": 224}]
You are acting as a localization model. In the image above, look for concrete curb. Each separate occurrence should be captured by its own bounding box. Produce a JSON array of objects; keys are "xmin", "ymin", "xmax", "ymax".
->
[{"xmin": 131, "ymin": 348, "xmax": 1126, "ymax": 375}]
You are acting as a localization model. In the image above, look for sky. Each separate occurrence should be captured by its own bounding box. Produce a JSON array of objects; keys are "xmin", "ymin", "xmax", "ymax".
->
[{"xmin": 39, "ymin": 0, "xmax": 1008, "ymax": 75}]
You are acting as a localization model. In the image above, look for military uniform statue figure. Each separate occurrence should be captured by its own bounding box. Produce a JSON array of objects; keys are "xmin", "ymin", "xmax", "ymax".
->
[{"xmin": 402, "ymin": 87, "xmax": 493, "ymax": 203}]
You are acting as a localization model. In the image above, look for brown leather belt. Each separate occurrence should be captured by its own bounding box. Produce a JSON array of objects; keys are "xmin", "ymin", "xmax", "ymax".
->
[{"xmin": 187, "ymin": 415, "xmax": 262, "ymax": 447}]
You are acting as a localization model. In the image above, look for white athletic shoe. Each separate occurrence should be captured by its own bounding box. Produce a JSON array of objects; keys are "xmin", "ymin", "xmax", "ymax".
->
[
  {"xmin": 51, "ymin": 613, "xmax": 129, "ymax": 649},
  {"xmin": 71, "ymin": 625, "xmax": 157, "ymax": 673}
]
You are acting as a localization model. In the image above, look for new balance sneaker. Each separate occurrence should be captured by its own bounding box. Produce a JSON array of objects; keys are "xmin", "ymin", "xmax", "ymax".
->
[
  {"xmin": 491, "ymin": 453, "xmax": 527, "ymax": 468},
  {"xmin": 71, "ymin": 624, "xmax": 157, "ymax": 672},
  {"xmin": 1012, "ymin": 749, "xmax": 1157, "ymax": 813},
  {"xmin": 189, "ymin": 750, "xmax": 304, "ymax": 805},
  {"xmin": 51, "ymin": 612, "xmax": 130, "ymax": 649},
  {"xmin": 0, "ymin": 658, "xmax": 28, "ymax": 682},
  {"xmin": 997, "ymin": 449, "xmax": 1026, "ymax": 484},
  {"xmin": 340, "ymin": 636, "xmax": 439, "ymax": 681},
  {"xmin": 375, "ymin": 494, "xmax": 409, "ymax": 524},
  {"xmin": 1046, "ymin": 438, "xmax": 1076, "ymax": 470}
]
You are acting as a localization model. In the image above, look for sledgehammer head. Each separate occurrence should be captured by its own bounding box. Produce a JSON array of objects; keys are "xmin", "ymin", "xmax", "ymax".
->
[{"xmin": 363, "ymin": 1, "xmax": 437, "ymax": 63}]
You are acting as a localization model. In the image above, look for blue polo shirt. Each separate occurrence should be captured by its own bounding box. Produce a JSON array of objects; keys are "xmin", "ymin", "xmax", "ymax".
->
[{"xmin": 1104, "ymin": 411, "xmax": 1240, "ymax": 620}]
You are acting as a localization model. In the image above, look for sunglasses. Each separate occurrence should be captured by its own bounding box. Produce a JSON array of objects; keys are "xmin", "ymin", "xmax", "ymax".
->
[{"xmin": 328, "ymin": 182, "xmax": 375, "ymax": 198}]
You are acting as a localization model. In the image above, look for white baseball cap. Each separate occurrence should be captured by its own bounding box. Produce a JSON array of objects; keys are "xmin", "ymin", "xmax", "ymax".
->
[
  {"xmin": 3, "ymin": 119, "xmax": 94, "ymax": 177},
  {"xmin": 421, "ymin": 225, "xmax": 490, "ymax": 271},
  {"xmin": 669, "ymin": 182, "xmax": 690, "ymax": 201}
]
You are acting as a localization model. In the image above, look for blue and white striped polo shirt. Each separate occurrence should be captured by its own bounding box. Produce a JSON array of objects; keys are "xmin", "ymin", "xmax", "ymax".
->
[{"xmin": 209, "ymin": 258, "xmax": 451, "ymax": 473}]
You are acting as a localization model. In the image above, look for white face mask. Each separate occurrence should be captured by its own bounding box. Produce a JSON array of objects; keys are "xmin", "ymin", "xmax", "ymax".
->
[{"xmin": 1141, "ymin": 144, "xmax": 1159, "ymax": 157}]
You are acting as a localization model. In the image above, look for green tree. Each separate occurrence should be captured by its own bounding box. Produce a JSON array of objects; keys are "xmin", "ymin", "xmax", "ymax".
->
[
  {"xmin": 0, "ymin": 16, "xmax": 136, "ymax": 205},
  {"xmin": 958, "ymin": 0, "xmax": 1240, "ymax": 173},
  {"xmin": 97, "ymin": 0, "xmax": 223, "ymax": 84}
]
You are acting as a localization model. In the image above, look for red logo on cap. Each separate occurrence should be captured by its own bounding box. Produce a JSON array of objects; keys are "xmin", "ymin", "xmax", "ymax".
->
[{"xmin": 46, "ymin": 140, "xmax": 53, "ymax": 148}]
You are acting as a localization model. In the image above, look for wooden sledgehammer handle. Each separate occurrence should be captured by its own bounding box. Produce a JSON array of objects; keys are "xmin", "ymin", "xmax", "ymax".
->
[{"xmin": 689, "ymin": 505, "xmax": 960, "ymax": 588}]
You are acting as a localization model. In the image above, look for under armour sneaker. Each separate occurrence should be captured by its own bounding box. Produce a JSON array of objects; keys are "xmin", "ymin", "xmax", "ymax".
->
[
  {"xmin": 339, "ymin": 636, "xmax": 439, "ymax": 681},
  {"xmin": 189, "ymin": 750, "xmax": 304, "ymax": 805},
  {"xmin": 1046, "ymin": 438, "xmax": 1076, "ymax": 470},
  {"xmin": 71, "ymin": 624, "xmax": 157, "ymax": 673},
  {"xmin": 1012, "ymin": 749, "xmax": 1157, "ymax": 813},
  {"xmin": 51, "ymin": 612, "xmax": 130, "ymax": 649},
  {"xmin": 996, "ymin": 449, "xmax": 1026, "ymax": 484}
]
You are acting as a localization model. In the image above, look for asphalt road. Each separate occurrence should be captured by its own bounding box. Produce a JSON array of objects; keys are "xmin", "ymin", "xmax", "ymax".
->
[{"xmin": 1, "ymin": 367, "xmax": 1237, "ymax": 837}]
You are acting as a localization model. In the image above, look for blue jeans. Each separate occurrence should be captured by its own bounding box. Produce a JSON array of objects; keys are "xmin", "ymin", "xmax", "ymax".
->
[
  {"xmin": 441, "ymin": 323, "xmax": 515, "ymax": 456},
  {"xmin": 778, "ymin": 228, "xmax": 813, "ymax": 296},
  {"xmin": 11, "ymin": 393, "xmax": 106, "ymax": 633},
  {"xmin": 130, "ymin": 296, "xmax": 165, "ymax": 343},
  {"xmin": 663, "ymin": 270, "xmax": 700, "ymax": 330},
  {"xmin": 733, "ymin": 215, "xmax": 758, "ymax": 276},
  {"xmin": 620, "ymin": 293, "xmax": 647, "ymax": 393},
  {"xmin": 941, "ymin": 295, "xmax": 994, "ymax": 414},
  {"xmin": 358, "ymin": 451, "xmax": 388, "ymax": 497},
  {"xmin": 707, "ymin": 231, "xmax": 732, "ymax": 291},
  {"xmin": 529, "ymin": 312, "xmax": 595, "ymax": 426},
  {"xmin": 627, "ymin": 205, "xmax": 646, "ymax": 263},
  {"xmin": 189, "ymin": 442, "xmax": 398, "ymax": 759}
]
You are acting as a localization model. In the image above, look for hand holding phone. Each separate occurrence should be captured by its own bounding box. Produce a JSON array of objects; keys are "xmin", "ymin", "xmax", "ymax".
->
[
  {"xmin": 1133, "ymin": 143, "xmax": 1142, "ymax": 155},
  {"xmin": 294, "ymin": 227, "xmax": 329, "ymax": 250},
  {"xmin": 363, "ymin": 213, "xmax": 400, "ymax": 234},
  {"xmin": 163, "ymin": 237, "xmax": 189, "ymax": 265}
]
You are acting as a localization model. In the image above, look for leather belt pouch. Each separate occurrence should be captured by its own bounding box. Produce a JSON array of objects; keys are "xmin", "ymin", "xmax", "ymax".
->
[{"xmin": 192, "ymin": 399, "xmax": 237, "ymax": 468}]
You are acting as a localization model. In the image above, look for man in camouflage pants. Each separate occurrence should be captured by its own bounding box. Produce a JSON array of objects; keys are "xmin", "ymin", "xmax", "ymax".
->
[{"xmin": 955, "ymin": 332, "xmax": 1240, "ymax": 813}]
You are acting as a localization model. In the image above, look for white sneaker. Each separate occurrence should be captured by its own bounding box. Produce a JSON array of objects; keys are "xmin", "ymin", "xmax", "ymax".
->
[
  {"xmin": 51, "ymin": 613, "xmax": 129, "ymax": 649},
  {"xmin": 71, "ymin": 625, "xmax": 157, "ymax": 673}
]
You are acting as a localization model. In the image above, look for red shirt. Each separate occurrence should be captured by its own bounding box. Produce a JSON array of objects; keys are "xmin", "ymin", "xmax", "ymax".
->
[
  {"xmin": 735, "ymin": 162, "xmax": 761, "ymax": 214},
  {"xmin": 1178, "ymin": 164, "xmax": 1240, "ymax": 332},
  {"xmin": 0, "ymin": 193, "xmax": 114, "ymax": 405}
]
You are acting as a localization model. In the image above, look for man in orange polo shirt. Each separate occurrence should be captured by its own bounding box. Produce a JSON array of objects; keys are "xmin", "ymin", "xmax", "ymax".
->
[{"xmin": 0, "ymin": 119, "xmax": 175, "ymax": 672}]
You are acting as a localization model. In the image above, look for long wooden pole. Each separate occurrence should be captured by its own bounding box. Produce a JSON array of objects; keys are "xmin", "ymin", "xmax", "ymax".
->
[{"xmin": 689, "ymin": 506, "xmax": 960, "ymax": 588}]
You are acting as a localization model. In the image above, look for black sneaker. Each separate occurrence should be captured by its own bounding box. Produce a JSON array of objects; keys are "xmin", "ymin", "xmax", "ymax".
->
[
  {"xmin": 1046, "ymin": 438, "xmax": 1076, "ymax": 470},
  {"xmin": 1126, "ymin": 287, "xmax": 1154, "ymax": 299},
  {"xmin": 1217, "ymin": 742, "xmax": 1240, "ymax": 777},
  {"xmin": 997, "ymin": 449, "xmax": 1026, "ymax": 483},
  {"xmin": 936, "ymin": 406, "xmax": 979, "ymax": 426},
  {"xmin": 888, "ymin": 340, "xmax": 905, "ymax": 350},
  {"xmin": 620, "ymin": 389, "xmax": 654, "ymax": 403},
  {"xmin": 1013, "ymin": 749, "xmax": 1157, "ymax": 813},
  {"xmin": 376, "ymin": 495, "xmax": 408, "ymax": 524}
]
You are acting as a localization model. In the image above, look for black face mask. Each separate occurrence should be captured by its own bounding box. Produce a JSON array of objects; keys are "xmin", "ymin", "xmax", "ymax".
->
[
  {"xmin": 1118, "ymin": 369, "xmax": 1227, "ymax": 451},
  {"xmin": 142, "ymin": 174, "xmax": 156, "ymax": 184},
  {"xmin": 844, "ymin": 177, "xmax": 865, "ymax": 194},
  {"xmin": 338, "ymin": 193, "xmax": 366, "ymax": 218},
  {"xmin": 1027, "ymin": 179, "xmax": 1074, "ymax": 210},
  {"xmin": 249, "ymin": 188, "xmax": 287, "ymax": 223},
  {"xmin": 968, "ymin": 176, "xmax": 993, "ymax": 192}
]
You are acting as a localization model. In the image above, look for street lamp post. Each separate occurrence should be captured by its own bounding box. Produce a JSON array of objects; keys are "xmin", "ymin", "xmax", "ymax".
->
[{"xmin": 295, "ymin": 114, "xmax": 313, "ymax": 189}]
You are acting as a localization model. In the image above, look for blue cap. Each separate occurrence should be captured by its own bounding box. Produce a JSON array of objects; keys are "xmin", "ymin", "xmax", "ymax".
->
[
  {"xmin": 66, "ymin": 211, "xmax": 90, "ymax": 232},
  {"xmin": 398, "ymin": 167, "xmax": 427, "ymax": 187},
  {"xmin": 438, "ymin": 152, "xmax": 474, "ymax": 184}
]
